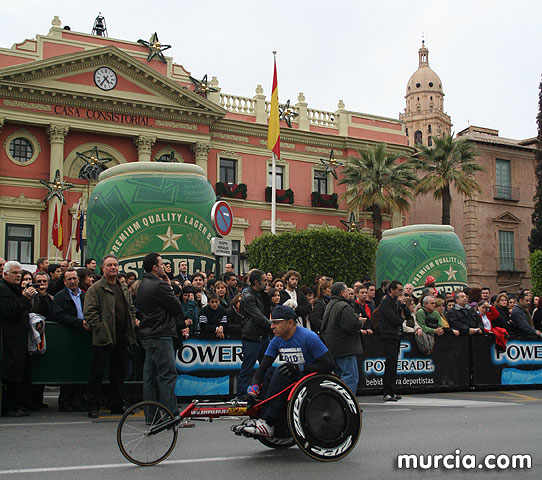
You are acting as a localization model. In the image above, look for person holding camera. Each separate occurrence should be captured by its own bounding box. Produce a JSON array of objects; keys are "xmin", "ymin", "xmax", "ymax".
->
[
  {"xmin": 0, "ymin": 261, "xmax": 38, "ymax": 416},
  {"xmin": 379, "ymin": 280, "xmax": 407, "ymax": 402}
]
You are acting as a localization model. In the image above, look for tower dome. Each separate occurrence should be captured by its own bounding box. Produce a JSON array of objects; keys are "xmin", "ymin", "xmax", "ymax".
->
[
  {"xmin": 399, "ymin": 41, "xmax": 451, "ymax": 147},
  {"xmin": 406, "ymin": 41, "xmax": 444, "ymax": 95}
]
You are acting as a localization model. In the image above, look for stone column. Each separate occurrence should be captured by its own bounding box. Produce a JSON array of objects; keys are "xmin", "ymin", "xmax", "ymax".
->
[
  {"xmin": 47, "ymin": 124, "xmax": 69, "ymax": 259},
  {"xmin": 295, "ymin": 92, "xmax": 309, "ymax": 131},
  {"xmin": 191, "ymin": 142, "xmax": 211, "ymax": 177},
  {"xmin": 335, "ymin": 100, "xmax": 348, "ymax": 136},
  {"xmin": 134, "ymin": 135, "xmax": 156, "ymax": 162},
  {"xmin": 253, "ymin": 84, "xmax": 267, "ymax": 124}
]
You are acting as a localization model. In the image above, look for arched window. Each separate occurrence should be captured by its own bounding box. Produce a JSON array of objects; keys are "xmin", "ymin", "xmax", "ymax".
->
[
  {"xmin": 428, "ymin": 136, "xmax": 432, "ymax": 147},
  {"xmin": 414, "ymin": 131, "xmax": 423, "ymax": 145}
]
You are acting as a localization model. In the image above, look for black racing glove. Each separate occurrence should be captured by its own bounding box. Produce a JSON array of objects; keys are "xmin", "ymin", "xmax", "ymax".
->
[{"xmin": 278, "ymin": 362, "xmax": 302, "ymax": 382}]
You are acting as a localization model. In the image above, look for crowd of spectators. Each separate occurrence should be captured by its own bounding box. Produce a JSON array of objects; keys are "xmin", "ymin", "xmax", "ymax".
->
[{"xmin": 2, "ymin": 253, "xmax": 542, "ymax": 416}]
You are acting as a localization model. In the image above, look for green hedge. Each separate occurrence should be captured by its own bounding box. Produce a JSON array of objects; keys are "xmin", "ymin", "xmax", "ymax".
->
[
  {"xmin": 530, "ymin": 250, "xmax": 542, "ymax": 296},
  {"xmin": 246, "ymin": 228, "xmax": 378, "ymax": 286}
]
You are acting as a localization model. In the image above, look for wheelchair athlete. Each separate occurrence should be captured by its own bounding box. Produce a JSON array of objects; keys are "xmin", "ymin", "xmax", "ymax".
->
[{"xmin": 235, "ymin": 305, "xmax": 335, "ymax": 437}]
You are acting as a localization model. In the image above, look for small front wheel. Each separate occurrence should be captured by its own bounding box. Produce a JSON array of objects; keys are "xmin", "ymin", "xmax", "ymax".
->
[{"xmin": 117, "ymin": 401, "xmax": 179, "ymax": 466}]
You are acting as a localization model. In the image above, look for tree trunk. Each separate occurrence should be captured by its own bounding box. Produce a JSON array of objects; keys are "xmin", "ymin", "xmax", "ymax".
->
[
  {"xmin": 373, "ymin": 204, "xmax": 383, "ymax": 240},
  {"xmin": 441, "ymin": 185, "xmax": 451, "ymax": 225}
]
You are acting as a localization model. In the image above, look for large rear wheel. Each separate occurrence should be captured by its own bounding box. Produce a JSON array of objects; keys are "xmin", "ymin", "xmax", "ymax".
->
[
  {"xmin": 117, "ymin": 401, "xmax": 178, "ymax": 466},
  {"xmin": 287, "ymin": 374, "xmax": 362, "ymax": 461}
]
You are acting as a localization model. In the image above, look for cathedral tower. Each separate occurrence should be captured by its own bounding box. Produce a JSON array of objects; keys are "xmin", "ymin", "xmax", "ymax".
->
[{"xmin": 400, "ymin": 41, "xmax": 452, "ymax": 147}]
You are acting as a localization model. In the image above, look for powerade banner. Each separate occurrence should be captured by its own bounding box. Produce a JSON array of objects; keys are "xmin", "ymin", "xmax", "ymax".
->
[
  {"xmin": 359, "ymin": 335, "xmax": 470, "ymax": 392},
  {"xmin": 376, "ymin": 224, "xmax": 468, "ymax": 294},
  {"xmin": 175, "ymin": 338, "xmax": 244, "ymax": 396},
  {"xmin": 472, "ymin": 336, "xmax": 542, "ymax": 386},
  {"xmin": 86, "ymin": 163, "xmax": 218, "ymax": 277}
]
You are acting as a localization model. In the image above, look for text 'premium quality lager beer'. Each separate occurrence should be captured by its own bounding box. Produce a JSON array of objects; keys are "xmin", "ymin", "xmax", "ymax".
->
[
  {"xmin": 86, "ymin": 162, "xmax": 218, "ymax": 277},
  {"xmin": 376, "ymin": 224, "xmax": 468, "ymax": 295}
]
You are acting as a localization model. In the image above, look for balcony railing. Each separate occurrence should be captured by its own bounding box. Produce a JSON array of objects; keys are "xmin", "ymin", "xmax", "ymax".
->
[
  {"xmin": 497, "ymin": 257, "xmax": 526, "ymax": 272},
  {"xmin": 493, "ymin": 185, "xmax": 519, "ymax": 201}
]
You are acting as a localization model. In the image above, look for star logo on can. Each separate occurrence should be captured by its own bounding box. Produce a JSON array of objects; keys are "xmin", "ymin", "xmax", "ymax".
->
[
  {"xmin": 157, "ymin": 226, "xmax": 183, "ymax": 250},
  {"xmin": 444, "ymin": 266, "xmax": 458, "ymax": 281}
]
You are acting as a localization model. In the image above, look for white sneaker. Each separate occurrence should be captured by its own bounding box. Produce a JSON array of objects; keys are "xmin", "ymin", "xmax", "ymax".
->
[{"xmin": 240, "ymin": 418, "xmax": 275, "ymax": 437}]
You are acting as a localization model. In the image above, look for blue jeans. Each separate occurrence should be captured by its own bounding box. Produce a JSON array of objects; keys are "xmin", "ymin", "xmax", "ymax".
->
[
  {"xmin": 334, "ymin": 355, "xmax": 359, "ymax": 394},
  {"xmin": 237, "ymin": 339, "xmax": 269, "ymax": 395},
  {"xmin": 140, "ymin": 337, "xmax": 178, "ymax": 415}
]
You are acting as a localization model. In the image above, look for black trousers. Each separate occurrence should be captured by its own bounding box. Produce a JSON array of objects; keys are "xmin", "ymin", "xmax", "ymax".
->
[
  {"xmin": 87, "ymin": 341, "xmax": 126, "ymax": 411},
  {"xmin": 382, "ymin": 338, "xmax": 400, "ymax": 396},
  {"xmin": 259, "ymin": 367, "xmax": 293, "ymax": 427}
]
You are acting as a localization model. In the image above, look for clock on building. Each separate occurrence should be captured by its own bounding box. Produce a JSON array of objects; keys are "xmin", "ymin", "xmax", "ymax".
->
[{"xmin": 94, "ymin": 67, "xmax": 117, "ymax": 91}]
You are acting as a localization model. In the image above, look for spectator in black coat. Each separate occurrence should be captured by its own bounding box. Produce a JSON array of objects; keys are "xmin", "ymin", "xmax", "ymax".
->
[
  {"xmin": 226, "ymin": 293, "xmax": 243, "ymax": 336},
  {"xmin": 510, "ymin": 292, "xmax": 542, "ymax": 338},
  {"xmin": 311, "ymin": 277, "xmax": 332, "ymax": 334},
  {"xmin": 445, "ymin": 291, "xmax": 483, "ymax": 335}
]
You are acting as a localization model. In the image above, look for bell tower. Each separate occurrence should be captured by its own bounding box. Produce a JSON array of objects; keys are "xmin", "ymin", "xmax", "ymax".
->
[{"xmin": 399, "ymin": 41, "xmax": 452, "ymax": 147}]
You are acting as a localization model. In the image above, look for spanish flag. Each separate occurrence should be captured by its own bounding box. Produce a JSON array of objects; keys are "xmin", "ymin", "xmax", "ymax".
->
[
  {"xmin": 52, "ymin": 203, "xmax": 63, "ymax": 251},
  {"xmin": 267, "ymin": 55, "xmax": 280, "ymax": 159}
]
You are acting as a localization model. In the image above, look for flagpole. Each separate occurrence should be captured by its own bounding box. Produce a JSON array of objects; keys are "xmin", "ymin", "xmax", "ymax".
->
[
  {"xmin": 271, "ymin": 152, "xmax": 276, "ymax": 234},
  {"xmin": 68, "ymin": 198, "xmax": 82, "ymax": 262}
]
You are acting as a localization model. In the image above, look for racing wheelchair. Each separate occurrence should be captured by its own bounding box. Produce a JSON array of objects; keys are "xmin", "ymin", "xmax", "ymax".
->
[{"xmin": 117, "ymin": 373, "xmax": 362, "ymax": 466}]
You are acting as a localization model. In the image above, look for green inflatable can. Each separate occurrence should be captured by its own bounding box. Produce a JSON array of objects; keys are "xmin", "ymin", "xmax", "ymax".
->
[
  {"xmin": 376, "ymin": 224, "xmax": 468, "ymax": 294},
  {"xmin": 86, "ymin": 162, "xmax": 218, "ymax": 277}
]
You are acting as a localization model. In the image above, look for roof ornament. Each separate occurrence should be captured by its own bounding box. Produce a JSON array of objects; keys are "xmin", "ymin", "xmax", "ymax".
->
[
  {"xmin": 138, "ymin": 32, "xmax": 171, "ymax": 63},
  {"xmin": 92, "ymin": 13, "xmax": 108, "ymax": 37}
]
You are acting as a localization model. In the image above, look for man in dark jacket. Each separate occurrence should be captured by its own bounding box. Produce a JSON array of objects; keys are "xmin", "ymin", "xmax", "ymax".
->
[
  {"xmin": 379, "ymin": 280, "xmax": 407, "ymax": 401},
  {"xmin": 0, "ymin": 261, "xmax": 37, "ymax": 417},
  {"xmin": 445, "ymin": 291, "xmax": 483, "ymax": 335},
  {"xmin": 279, "ymin": 270, "xmax": 311, "ymax": 327},
  {"xmin": 136, "ymin": 253, "xmax": 184, "ymax": 415},
  {"xmin": 321, "ymin": 282, "xmax": 363, "ymax": 394},
  {"xmin": 51, "ymin": 268, "xmax": 88, "ymax": 411},
  {"xmin": 237, "ymin": 269, "xmax": 271, "ymax": 396},
  {"xmin": 510, "ymin": 292, "xmax": 542, "ymax": 338}
]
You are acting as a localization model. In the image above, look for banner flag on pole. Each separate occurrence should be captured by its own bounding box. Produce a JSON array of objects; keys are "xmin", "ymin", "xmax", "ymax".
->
[
  {"xmin": 267, "ymin": 53, "xmax": 280, "ymax": 159},
  {"xmin": 76, "ymin": 200, "xmax": 85, "ymax": 253},
  {"xmin": 52, "ymin": 203, "xmax": 63, "ymax": 251}
]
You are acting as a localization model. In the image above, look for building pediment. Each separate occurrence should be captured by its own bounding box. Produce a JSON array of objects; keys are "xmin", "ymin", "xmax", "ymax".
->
[
  {"xmin": 492, "ymin": 212, "xmax": 521, "ymax": 224},
  {"xmin": 0, "ymin": 46, "xmax": 225, "ymax": 124}
]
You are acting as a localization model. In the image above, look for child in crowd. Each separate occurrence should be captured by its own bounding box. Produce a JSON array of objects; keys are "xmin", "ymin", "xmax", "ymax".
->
[{"xmin": 198, "ymin": 292, "xmax": 228, "ymax": 339}]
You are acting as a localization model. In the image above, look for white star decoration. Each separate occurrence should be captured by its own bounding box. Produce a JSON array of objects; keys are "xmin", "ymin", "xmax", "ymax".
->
[
  {"xmin": 157, "ymin": 226, "xmax": 183, "ymax": 250},
  {"xmin": 444, "ymin": 266, "xmax": 457, "ymax": 281}
]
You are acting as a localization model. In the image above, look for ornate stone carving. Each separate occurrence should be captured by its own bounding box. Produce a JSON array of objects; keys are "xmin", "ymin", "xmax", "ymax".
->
[
  {"xmin": 47, "ymin": 124, "xmax": 69, "ymax": 144},
  {"xmin": 190, "ymin": 142, "xmax": 210, "ymax": 157},
  {"xmin": 260, "ymin": 218, "xmax": 296, "ymax": 232},
  {"xmin": 4, "ymin": 99, "xmax": 52, "ymax": 112},
  {"xmin": 155, "ymin": 120, "xmax": 197, "ymax": 131},
  {"xmin": 0, "ymin": 116, "xmax": 4, "ymax": 129},
  {"xmin": 212, "ymin": 132, "xmax": 249, "ymax": 143},
  {"xmin": 306, "ymin": 146, "xmax": 343, "ymax": 156},
  {"xmin": 134, "ymin": 136, "xmax": 156, "ymax": 154},
  {"xmin": 0, "ymin": 193, "xmax": 46, "ymax": 211}
]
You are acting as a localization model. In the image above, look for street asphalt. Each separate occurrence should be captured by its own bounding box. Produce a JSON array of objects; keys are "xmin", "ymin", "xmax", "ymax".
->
[{"xmin": 1, "ymin": 389, "xmax": 541, "ymax": 480}]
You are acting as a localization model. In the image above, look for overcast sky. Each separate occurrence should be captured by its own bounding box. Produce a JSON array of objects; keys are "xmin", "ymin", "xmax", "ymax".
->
[{"xmin": 2, "ymin": 0, "xmax": 540, "ymax": 140}]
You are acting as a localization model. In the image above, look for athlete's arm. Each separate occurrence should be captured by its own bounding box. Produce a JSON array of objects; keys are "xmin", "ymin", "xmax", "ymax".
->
[
  {"xmin": 250, "ymin": 355, "xmax": 275, "ymax": 388},
  {"xmin": 304, "ymin": 351, "xmax": 335, "ymax": 375}
]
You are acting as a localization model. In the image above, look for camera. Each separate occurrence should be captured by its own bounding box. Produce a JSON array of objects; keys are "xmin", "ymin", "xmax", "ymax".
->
[{"xmin": 28, "ymin": 283, "xmax": 40, "ymax": 289}]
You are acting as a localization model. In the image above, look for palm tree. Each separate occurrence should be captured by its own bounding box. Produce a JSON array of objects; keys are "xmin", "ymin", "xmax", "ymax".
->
[
  {"xmin": 414, "ymin": 135, "xmax": 483, "ymax": 225},
  {"xmin": 338, "ymin": 144, "xmax": 417, "ymax": 240}
]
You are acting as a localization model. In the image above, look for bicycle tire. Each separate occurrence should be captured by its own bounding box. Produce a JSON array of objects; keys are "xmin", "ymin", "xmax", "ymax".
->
[{"xmin": 117, "ymin": 401, "xmax": 179, "ymax": 466}]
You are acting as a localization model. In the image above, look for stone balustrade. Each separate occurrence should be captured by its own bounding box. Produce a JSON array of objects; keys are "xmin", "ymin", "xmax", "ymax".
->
[
  {"xmin": 219, "ymin": 93, "xmax": 255, "ymax": 114},
  {"xmin": 307, "ymin": 107, "xmax": 335, "ymax": 127}
]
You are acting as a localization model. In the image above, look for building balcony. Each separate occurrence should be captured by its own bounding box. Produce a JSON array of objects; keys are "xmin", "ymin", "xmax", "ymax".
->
[
  {"xmin": 311, "ymin": 192, "xmax": 338, "ymax": 209},
  {"xmin": 265, "ymin": 187, "xmax": 294, "ymax": 204},
  {"xmin": 215, "ymin": 182, "xmax": 247, "ymax": 200},
  {"xmin": 493, "ymin": 185, "xmax": 519, "ymax": 202},
  {"xmin": 497, "ymin": 257, "xmax": 526, "ymax": 273}
]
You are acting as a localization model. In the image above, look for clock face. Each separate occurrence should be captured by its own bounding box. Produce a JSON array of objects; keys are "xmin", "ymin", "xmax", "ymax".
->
[{"xmin": 94, "ymin": 67, "xmax": 117, "ymax": 91}]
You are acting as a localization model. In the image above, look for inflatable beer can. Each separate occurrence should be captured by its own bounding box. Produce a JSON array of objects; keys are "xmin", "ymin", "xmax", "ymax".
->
[
  {"xmin": 376, "ymin": 224, "xmax": 468, "ymax": 295},
  {"xmin": 86, "ymin": 162, "xmax": 218, "ymax": 277}
]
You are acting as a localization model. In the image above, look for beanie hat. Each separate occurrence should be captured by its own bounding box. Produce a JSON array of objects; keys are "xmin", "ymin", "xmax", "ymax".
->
[
  {"xmin": 271, "ymin": 304, "xmax": 297, "ymax": 321},
  {"xmin": 425, "ymin": 275, "xmax": 436, "ymax": 286}
]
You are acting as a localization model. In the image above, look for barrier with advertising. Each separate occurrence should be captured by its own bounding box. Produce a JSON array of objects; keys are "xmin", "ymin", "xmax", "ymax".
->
[
  {"xmin": 358, "ymin": 334, "xmax": 470, "ymax": 393},
  {"xmin": 471, "ymin": 336, "xmax": 542, "ymax": 387}
]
